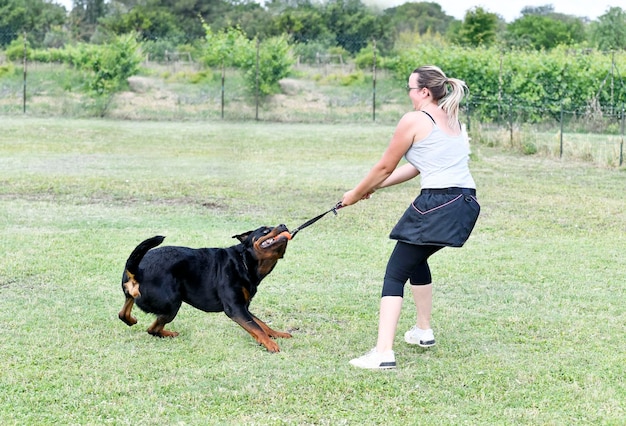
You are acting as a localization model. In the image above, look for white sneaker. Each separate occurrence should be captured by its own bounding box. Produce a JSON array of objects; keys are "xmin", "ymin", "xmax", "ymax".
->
[
  {"xmin": 349, "ymin": 348, "xmax": 396, "ymax": 369},
  {"xmin": 404, "ymin": 326, "xmax": 436, "ymax": 347}
]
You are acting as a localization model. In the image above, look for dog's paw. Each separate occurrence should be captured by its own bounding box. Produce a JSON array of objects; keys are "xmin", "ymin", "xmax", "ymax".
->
[
  {"xmin": 264, "ymin": 340, "xmax": 281, "ymax": 353},
  {"xmin": 273, "ymin": 331, "xmax": 292, "ymax": 339},
  {"xmin": 118, "ymin": 312, "xmax": 137, "ymax": 326}
]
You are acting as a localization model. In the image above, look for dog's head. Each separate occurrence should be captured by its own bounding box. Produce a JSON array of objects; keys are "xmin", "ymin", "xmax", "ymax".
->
[{"xmin": 233, "ymin": 224, "xmax": 291, "ymax": 277}]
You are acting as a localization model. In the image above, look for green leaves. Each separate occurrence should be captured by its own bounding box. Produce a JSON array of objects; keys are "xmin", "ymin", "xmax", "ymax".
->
[
  {"xmin": 387, "ymin": 44, "xmax": 626, "ymax": 123},
  {"xmin": 202, "ymin": 25, "xmax": 294, "ymax": 97}
]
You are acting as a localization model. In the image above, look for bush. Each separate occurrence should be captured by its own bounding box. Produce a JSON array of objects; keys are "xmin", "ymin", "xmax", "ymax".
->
[
  {"xmin": 239, "ymin": 36, "xmax": 294, "ymax": 96},
  {"xmin": 60, "ymin": 33, "xmax": 144, "ymax": 116},
  {"xmin": 387, "ymin": 44, "xmax": 626, "ymax": 124},
  {"xmin": 354, "ymin": 44, "xmax": 386, "ymax": 70},
  {"xmin": 5, "ymin": 36, "xmax": 31, "ymax": 61},
  {"xmin": 202, "ymin": 25, "xmax": 294, "ymax": 97},
  {"xmin": 0, "ymin": 62, "xmax": 15, "ymax": 77}
]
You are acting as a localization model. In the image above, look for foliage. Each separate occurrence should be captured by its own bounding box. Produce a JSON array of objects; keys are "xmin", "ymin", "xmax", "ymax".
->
[
  {"xmin": 0, "ymin": 0, "xmax": 66, "ymax": 47},
  {"xmin": 590, "ymin": 7, "xmax": 626, "ymax": 50},
  {"xmin": 387, "ymin": 44, "xmax": 626, "ymax": 123},
  {"xmin": 322, "ymin": 0, "xmax": 384, "ymax": 54},
  {"xmin": 354, "ymin": 42, "xmax": 384, "ymax": 70},
  {"xmin": 2, "ymin": 1, "xmax": 625, "ymax": 64},
  {"xmin": 383, "ymin": 1, "xmax": 455, "ymax": 36},
  {"xmin": 456, "ymin": 7, "xmax": 498, "ymax": 47},
  {"xmin": 505, "ymin": 11, "xmax": 586, "ymax": 50},
  {"xmin": 269, "ymin": 5, "xmax": 331, "ymax": 44},
  {"xmin": 0, "ymin": 61, "xmax": 14, "ymax": 77},
  {"xmin": 99, "ymin": 4, "xmax": 184, "ymax": 42},
  {"xmin": 73, "ymin": 33, "xmax": 143, "ymax": 115},
  {"xmin": 202, "ymin": 24, "xmax": 251, "ymax": 68},
  {"xmin": 239, "ymin": 35, "xmax": 295, "ymax": 96},
  {"xmin": 202, "ymin": 24, "xmax": 294, "ymax": 96},
  {"xmin": 4, "ymin": 35, "xmax": 31, "ymax": 60},
  {"xmin": 291, "ymin": 37, "xmax": 336, "ymax": 64}
]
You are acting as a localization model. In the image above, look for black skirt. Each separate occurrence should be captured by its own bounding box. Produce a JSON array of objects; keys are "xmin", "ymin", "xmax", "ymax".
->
[{"xmin": 389, "ymin": 188, "xmax": 480, "ymax": 247}]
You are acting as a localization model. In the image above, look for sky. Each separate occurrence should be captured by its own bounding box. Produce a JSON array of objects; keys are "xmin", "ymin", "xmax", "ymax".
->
[{"xmin": 53, "ymin": 0, "xmax": 620, "ymax": 23}]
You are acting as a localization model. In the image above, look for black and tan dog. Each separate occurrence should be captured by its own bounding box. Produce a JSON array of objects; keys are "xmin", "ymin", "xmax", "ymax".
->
[{"xmin": 118, "ymin": 225, "xmax": 293, "ymax": 352}]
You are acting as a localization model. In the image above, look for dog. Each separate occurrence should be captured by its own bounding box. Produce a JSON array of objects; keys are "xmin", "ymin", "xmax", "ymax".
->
[{"xmin": 117, "ymin": 224, "xmax": 293, "ymax": 352}]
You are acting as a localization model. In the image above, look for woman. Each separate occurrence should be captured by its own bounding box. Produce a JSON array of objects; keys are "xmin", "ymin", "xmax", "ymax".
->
[{"xmin": 341, "ymin": 65, "xmax": 480, "ymax": 369}]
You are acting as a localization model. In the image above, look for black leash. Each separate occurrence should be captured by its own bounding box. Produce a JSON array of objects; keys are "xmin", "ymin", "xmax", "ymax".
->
[{"xmin": 290, "ymin": 201, "xmax": 343, "ymax": 239}]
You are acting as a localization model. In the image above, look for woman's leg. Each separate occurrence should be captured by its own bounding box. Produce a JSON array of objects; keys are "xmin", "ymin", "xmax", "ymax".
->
[
  {"xmin": 409, "ymin": 283, "xmax": 433, "ymax": 330},
  {"xmin": 375, "ymin": 296, "xmax": 403, "ymax": 352},
  {"xmin": 375, "ymin": 243, "xmax": 441, "ymax": 351},
  {"xmin": 350, "ymin": 243, "xmax": 442, "ymax": 368}
]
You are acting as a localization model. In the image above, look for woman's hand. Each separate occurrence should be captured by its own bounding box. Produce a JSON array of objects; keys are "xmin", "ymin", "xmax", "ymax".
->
[{"xmin": 341, "ymin": 189, "xmax": 370, "ymax": 207}]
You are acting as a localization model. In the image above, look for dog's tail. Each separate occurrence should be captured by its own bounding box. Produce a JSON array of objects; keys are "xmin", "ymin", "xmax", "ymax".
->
[{"xmin": 123, "ymin": 236, "xmax": 165, "ymax": 298}]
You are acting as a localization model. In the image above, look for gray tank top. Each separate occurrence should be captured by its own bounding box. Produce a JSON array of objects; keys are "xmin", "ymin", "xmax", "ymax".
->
[{"xmin": 404, "ymin": 111, "xmax": 475, "ymax": 189}]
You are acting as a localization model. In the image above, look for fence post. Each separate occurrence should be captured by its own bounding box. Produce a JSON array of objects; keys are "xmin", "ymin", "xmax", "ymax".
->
[
  {"xmin": 221, "ymin": 60, "xmax": 225, "ymax": 120},
  {"xmin": 559, "ymin": 101, "xmax": 564, "ymax": 158},
  {"xmin": 372, "ymin": 38, "xmax": 376, "ymax": 122},
  {"xmin": 23, "ymin": 31, "xmax": 27, "ymax": 114},
  {"xmin": 508, "ymin": 97, "xmax": 513, "ymax": 145},
  {"xmin": 255, "ymin": 39, "xmax": 260, "ymax": 121},
  {"xmin": 619, "ymin": 104, "xmax": 626, "ymax": 167}
]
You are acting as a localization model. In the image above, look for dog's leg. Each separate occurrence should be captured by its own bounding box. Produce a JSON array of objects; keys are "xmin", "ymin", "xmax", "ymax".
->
[
  {"xmin": 251, "ymin": 314, "xmax": 292, "ymax": 339},
  {"xmin": 147, "ymin": 314, "xmax": 179, "ymax": 338},
  {"xmin": 122, "ymin": 271, "xmax": 141, "ymax": 298},
  {"xmin": 118, "ymin": 296, "xmax": 138, "ymax": 326},
  {"xmin": 229, "ymin": 316, "xmax": 281, "ymax": 353}
]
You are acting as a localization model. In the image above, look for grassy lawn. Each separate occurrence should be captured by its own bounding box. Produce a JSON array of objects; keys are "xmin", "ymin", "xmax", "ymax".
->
[{"xmin": 1, "ymin": 117, "xmax": 624, "ymax": 425}]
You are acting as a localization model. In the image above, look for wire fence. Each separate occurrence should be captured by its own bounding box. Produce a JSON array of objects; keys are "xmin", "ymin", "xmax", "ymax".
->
[{"xmin": 1, "ymin": 55, "xmax": 624, "ymax": 166}]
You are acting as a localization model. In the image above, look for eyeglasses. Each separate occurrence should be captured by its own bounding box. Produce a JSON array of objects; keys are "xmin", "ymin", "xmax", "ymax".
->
[{"xmin": 405, "ymin": 84, "xmax": 420, "ymax": 92}]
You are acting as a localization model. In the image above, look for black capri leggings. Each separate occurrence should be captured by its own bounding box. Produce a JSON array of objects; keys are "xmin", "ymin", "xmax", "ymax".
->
[{"xmin": 382, "ymin": 241, "xmax": 443, "ymax": 297}]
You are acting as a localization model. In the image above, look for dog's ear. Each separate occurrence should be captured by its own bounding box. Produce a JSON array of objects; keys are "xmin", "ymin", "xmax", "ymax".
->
[{"xmin": 232, "ymin": 231, "xmax": 253, "ymax": 243}]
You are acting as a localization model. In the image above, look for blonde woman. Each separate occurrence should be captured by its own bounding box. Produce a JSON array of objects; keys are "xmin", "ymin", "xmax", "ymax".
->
[{"xmin": 341, "ymin": 65, "xmax": 480, "ymax": 369}]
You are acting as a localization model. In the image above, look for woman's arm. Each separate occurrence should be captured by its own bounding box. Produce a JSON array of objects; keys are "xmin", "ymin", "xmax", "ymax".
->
[
  {"xmin": 378, "ymin": 163, "xmax": 419, "ymax": 189},
  {"xmin": 341, "ymin": 113, "xmax": 420, "ymax": 206}
]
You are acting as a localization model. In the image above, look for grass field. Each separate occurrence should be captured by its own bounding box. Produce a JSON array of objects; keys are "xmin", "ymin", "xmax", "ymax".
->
[{"xmin": 1, "ymin": 117, "xmax": 625, "ymax": 425}]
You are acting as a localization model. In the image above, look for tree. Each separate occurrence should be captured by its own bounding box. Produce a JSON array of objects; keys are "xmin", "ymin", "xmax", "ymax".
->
[
  {"xmin": 383, "ymin": 1, "xmax": 454, "ymax": 36},
  {"xmin": 202, "ymin": 24, "xmax": 294, "ymax": 96},
  {"xmin": 99, "ymin": 6, "xmax": 182, "ymax": 41},
  {"xmin": 457, "ymin": 7, "xmax": 498, "ymax": 47},
  {"xmin": 590, "ymin": 7, "xmax": 626, "ymax": 50},
  {"xmin": 68, "ymin": 0, "xmax": 108, "ymax": 42},
  {"xmin": 322, "ymin": 0, "xmax": 383, "ymax": 54},
  {"xmin": 269, "ymin": 7, "xmax": 330, "ymax": 43},
  {"xmin": 0, "ymin": 0, "xmax": 66, "ymax": 47},
  {"xmin": 78, "ymin": 33, "xmax": 143, "ymax": 116},
  {"xmin": 505, "ymin": 8, "xmax": 586, "ymax": 50}
]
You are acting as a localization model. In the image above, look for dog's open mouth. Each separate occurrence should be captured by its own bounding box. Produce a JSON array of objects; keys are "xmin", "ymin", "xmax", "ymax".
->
[{"xmin": 260, "ymin": 231, "xmax": 292, "ymax": 248}]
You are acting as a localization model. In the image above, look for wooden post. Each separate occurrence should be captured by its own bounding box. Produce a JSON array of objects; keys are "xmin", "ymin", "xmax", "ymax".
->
[
  {"xmin": 255, "ymin": 39, "xmax": 260, "ymax": 121},
  {"xmin": 619, "ymin": 104, "xmax": 626, "ymax": 167},
  {"xmin": 23, "ymin": 32, "xmax": 27, "ymax": 114},
  {"xmin": 372, "ymin": 38, "xmax": 376, "ymax": 122},
  {"xmin": 221, "ymin": 61, "xmax": 225, "ymax": 120},
  {"xmin": 559, "ymin": 102, "xmax": 564, "ymax": 159}
]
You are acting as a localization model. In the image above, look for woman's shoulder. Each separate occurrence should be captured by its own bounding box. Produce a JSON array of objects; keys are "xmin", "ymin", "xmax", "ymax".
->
[{"xmin": 400, "ymin": 110, "xmax": 435, "ymax": 125}]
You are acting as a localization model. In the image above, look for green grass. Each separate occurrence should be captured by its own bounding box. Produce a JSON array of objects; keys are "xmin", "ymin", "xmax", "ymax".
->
[{"xmin": 1, "ymin": 117, "xmax": 625, "ymax": 425}]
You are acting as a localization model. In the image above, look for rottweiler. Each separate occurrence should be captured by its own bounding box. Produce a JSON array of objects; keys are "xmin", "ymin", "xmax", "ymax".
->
[{"xmin": 117, "ymin": 224, "xmax": 293, "ymax": 352}]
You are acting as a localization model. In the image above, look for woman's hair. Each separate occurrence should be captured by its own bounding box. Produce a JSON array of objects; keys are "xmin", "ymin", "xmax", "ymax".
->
[{"xmin": 413, "ymin": 65, "xmax": 468, "ymax": 128}]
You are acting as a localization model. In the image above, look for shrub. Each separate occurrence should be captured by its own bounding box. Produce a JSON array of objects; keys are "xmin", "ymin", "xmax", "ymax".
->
[
  {"xmin": 0, "ymin": 62, "xmax": 15, "ymax": 77},
  {"xmin": 5, "ymin": 36, "xmax": 32, "ymax": 61},
  {"xmin": 202, "ymin": 25, "xmax": 294, "ymax": 97},
  {"xmin": 70, "ymin": 33, "xmax": 144, "ymax": 116},
  {"xmin": 239, "ymin": 35, "xmax": 294, "ymax": 96}
]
